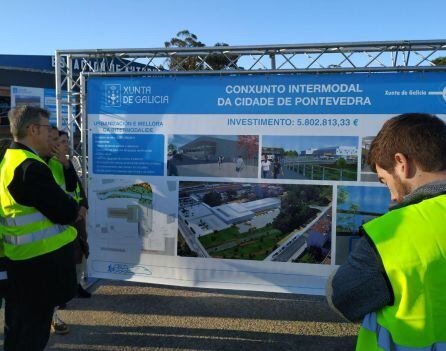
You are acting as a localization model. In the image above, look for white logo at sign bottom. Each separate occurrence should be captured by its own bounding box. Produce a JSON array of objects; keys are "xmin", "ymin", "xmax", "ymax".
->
[{"xmin": 93, "ymin": 260, "xmax": 152, "ymax": 276}]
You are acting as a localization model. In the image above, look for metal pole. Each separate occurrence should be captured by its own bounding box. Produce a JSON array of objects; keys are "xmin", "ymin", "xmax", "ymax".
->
[
  {"xmin": 80, "ymin": 73, "xmax": 88, "ymax": 191},
  {"xmin": 55, "ymin": 52, "xmax": 62, "ymax": 128},
  {"xmin": 270, "ymin": 53, "xmax": 276, "ymax": 70},
  {"xmin": 67, "ymin": 55, "xmax": 74, "ymax": 157}
]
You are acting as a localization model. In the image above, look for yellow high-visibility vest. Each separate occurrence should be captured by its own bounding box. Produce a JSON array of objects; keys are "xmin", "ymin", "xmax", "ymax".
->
[
  {"xmin": 356, "ymin": 194, "xmax": 446, "ymax": 350},
  {"xmin": 0, "ymin": 149, "xmax": 76, "ymax": 261},
  {"xmin": 48, "ymin": 157, "xmax": 82, "ymax": 204}
]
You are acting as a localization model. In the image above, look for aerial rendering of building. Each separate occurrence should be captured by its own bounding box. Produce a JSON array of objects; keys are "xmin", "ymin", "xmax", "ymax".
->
[{"xmin": 178, "ymin": 182, "xmax": 333, "ymax": 264}]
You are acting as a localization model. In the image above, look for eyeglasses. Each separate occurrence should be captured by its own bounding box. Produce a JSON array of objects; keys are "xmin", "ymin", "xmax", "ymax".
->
[{"xmin": 31, "ymin": 123, "xmax": 53, "ymax": 131}]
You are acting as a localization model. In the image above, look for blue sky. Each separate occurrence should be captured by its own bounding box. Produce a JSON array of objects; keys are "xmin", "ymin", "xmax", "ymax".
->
[
  {"xmin": 338, "ymin": 186, "xmax": 391, "ymax": 213},
  {"xmin": 262, "ymin": 135, "xmax": 358, "ymax": 150},
  {"xmin": 4, "ymin": 0, "xmax": 446, "ymax": 55},
  {"xmin": 169, "ymin": 134, "xmax": 238, "ymax": 146}
]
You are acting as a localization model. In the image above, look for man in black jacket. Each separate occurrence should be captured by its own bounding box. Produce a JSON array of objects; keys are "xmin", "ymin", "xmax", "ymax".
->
[
  {"xmin": 57, "ymin": 130, "xmax": 91, "ymax": 298},
  {"xmin": 1, "ymin": 106, "xmax": 80, "ymax": 351}
]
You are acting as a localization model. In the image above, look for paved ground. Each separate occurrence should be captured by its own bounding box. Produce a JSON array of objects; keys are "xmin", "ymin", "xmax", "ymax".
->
[
  {"xmin": 175, "ymin": 161, "xmax": 258, "ymax": 178},
  {"xmin": 0, "ymin": 280, "xmax": 358, "ymax": 350}
]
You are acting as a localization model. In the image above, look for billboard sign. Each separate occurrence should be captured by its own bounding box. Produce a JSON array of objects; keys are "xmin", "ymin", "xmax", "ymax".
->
[{"xmin": 87, "ymin": 72, "xmax": 446, "ymax": 294}]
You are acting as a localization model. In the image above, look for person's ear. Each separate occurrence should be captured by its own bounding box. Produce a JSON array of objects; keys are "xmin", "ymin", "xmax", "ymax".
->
[
  {"xmin": 28, "ymin": 124, "xmax": 38, "ymax": 136},
  {"xmin": 394, "ymin": 153, "xmax": 411, "ymax": 179}
]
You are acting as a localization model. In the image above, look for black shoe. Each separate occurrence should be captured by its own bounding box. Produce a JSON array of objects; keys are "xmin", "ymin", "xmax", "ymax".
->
[{"xmin": 77, "ymin": 284, "xmax": 91, "ymax": 298}]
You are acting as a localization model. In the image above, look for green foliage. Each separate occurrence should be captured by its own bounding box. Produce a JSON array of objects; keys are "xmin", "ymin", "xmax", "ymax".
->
[
  {"xmin": 349, "ymin": 203, "xmax": 360, "ymax": 213},
  {"xmin": 212, "ymin": 228, "xmax": 284, "ymax": 260},
  {"xmin": 202, "ymin": 191, "xmax": 222, "ymax": 207},
  {"xmin": 272, "ymin": 204, "xmax": 318, "ymax": 234},
  {"xmin": 164, "ymin": 30, "xmax": 205, "ymax": 70},
  {"xmin": 432, "ymin": 56, "xmax": 446, "ymax": 66},
  {"xmin": 319, "ymin": 186, "xmax": 333, "ymax": 203},
  {"xmin": 297, "ymin": 252, "xmax": 314, "ymax": 263},
  {"xmin": 206, "ymin": 43, "xmax": 240, "ymax": 70},
  {"xmin": 225, "ymin": 189, "xmax": 237, "ymax": 201},
  {"xmin": 337, "ymin": 188, "xmax": 349, "ymax": 204},
  {"xmin": 336, "ymin": 157, "xmax": 347, "ymax": 168},
  {"xmin": 164, "ymin": 31, "xmax": 239, "ymax": 70},
  {"xmin": 295, "ymin": 246, "xmax": 324, "ymax": 264},
  {"xmin": 285, "ymin": 150, "xmax": 298, "ymax": 157},
  {"xmin": 177, "ymin": 234, "xmax": 198, "ymax": 257}
]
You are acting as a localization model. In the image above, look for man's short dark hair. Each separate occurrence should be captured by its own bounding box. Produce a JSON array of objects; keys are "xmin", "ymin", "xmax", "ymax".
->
[
  {"xmin": 367, "ymin": 113, "xmax": 446, "ymax": 173},
  {"xmin": 8, "ymin": 106, "xmax": 50, "ymax": 139},
  {"xmin": 59, "ymin": 130, "xmax": 68, "ymax": 137}
]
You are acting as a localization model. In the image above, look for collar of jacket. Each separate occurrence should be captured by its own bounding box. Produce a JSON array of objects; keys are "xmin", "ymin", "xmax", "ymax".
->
[
  {"xmin": 10, "ymin": 141, "xmax": 39, "ymax": 155},
  {"xmin": 390, "ymin": 179, "xmax": 446, "ymax": 211}
]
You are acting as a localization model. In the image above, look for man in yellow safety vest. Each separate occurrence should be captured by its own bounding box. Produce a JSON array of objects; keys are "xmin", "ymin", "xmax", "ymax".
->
[
  {"xmin": 326, "ymin": 113, "xmax": 446, "ymax": 350},
  {"xmin": 0, "ymin": 106, "xmax": 80, "ymax": 351}
]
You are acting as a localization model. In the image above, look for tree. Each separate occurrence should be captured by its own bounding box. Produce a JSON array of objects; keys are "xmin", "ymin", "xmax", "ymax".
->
[
  {"xmin": 164, "ymin": 31, "xmax": 239, "ymax": 70},
  {"xmin": 319, "ymin": 186, "xmax": 333, "ymax": 204},
  {"xmin": 350, "ymin": 203, "xmax": 360, "ymax": 215},
  {"xmin": 206, "ymin": 43, "xmax": 239, "ymax": 70},
  {"xmin": 237, "ymin": 135, "xmax": 259, "ymax": 161},
  {"xmin": 285, "ymin": 150, "xmax": 298, "ymax": 157},
  {"xmin": 432, "ymin": 57, "xmax": 446, "ymax": 66},
  {"xmin": 225, "ymin": 189, "xmax": 237, "ymax": 201},
  {"xmin": 202, "ymin": 191, "xmax": 222, "ymax": 207},
  {"xmin": 164, "ymin": 30, "xmax": 205, "ymax": 70},
  {"xmin": 337, "ymin": 188, "xmax": 349, "ymax": 205},
  {"xmin": 336, "ymin": 157, "xmax": 347, "ymax": 169}
]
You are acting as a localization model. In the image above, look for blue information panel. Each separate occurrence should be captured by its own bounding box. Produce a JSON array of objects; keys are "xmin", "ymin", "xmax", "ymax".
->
[
  {"xmin": 88, "ymin": 72, "xmax": 446, "ymax": 115},
  {"xmin": 11, "ymin": 86, "xmax": 69, "ymax": 127},
  {"xmin": 92, "ymin": 134, "xmax": 164, "ymax": 175},
  {"xmin": 87, "ymin": 72, "xmax": 446, "ymax": 295}
]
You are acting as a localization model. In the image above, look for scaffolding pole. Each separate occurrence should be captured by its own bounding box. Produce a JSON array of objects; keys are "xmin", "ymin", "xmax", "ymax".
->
[{"xmin": 55, "ymin": 39, "xmax": 446, "ymax": 175}]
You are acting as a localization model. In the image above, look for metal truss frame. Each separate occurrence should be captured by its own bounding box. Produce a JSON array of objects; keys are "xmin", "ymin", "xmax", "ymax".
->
[{"xmin": 55, "ymin": 39, "xmax": 446, "ymax": 184}]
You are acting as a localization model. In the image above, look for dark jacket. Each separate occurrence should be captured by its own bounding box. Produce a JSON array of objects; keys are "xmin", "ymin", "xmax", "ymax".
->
[
  {"xmin": 72, "ymin": 169, "xmax": 89, "ymax": 264},
  {"xmin": 326, "ymin": 181, "xmax": 446, "ymax": 322},
  {"xmin": 4, "ymin": 142, "xmax": 79, "ymax": 308},
  {"xmin": 44, "ymin": 157, "xmax": 89, "ymax": 263}
]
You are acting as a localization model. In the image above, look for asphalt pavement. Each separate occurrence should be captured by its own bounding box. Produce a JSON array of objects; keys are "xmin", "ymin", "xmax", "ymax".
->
[{"xmin": 0, "ymin": 279, "xmax": 358, "ymax": 350}]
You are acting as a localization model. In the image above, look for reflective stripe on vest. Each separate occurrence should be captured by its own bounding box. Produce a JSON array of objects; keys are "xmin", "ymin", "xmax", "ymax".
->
[
  {"xmin": 48, "ymin": 157, "xmax": 81, "ymax": 203},
  {"xmin": 0, "ymin": 271, "xmax": 7, "ymax": 280},
  {"xmin": 0, "ymin": 148, "xmax": 76, "ymax": 260},
  {"xmin": 73, "ymin": 182, "xmax": 82, "ymax": 204},
  {"xmin": 3, "ymin": 224, "xmax": 70, "ymax": 245},
  {"xmin": 5, "ymin": 212, "xmax": 47, "ymax": 226},
  {"xmin": 361, "ymin": 312, "xmax": 446, "ymax": 351}
]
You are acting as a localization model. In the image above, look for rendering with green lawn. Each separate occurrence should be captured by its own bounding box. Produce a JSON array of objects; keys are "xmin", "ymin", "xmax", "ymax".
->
[
  {"xmin": 262, "ymin": 135, "xmax": 358, "ymax": 181},
  {"xmin": 177, "ymin": 182, "xmax": 333, "ymax": 263}
]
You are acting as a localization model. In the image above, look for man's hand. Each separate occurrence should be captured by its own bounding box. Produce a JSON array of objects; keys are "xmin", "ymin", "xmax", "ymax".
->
[
  {"xmin": 76, "ymin": 206, "xmax": 88, "ymax": 222},
  {"xmin": 52, "ymin": 144, "xmax": 69, "ymax": 168}
]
